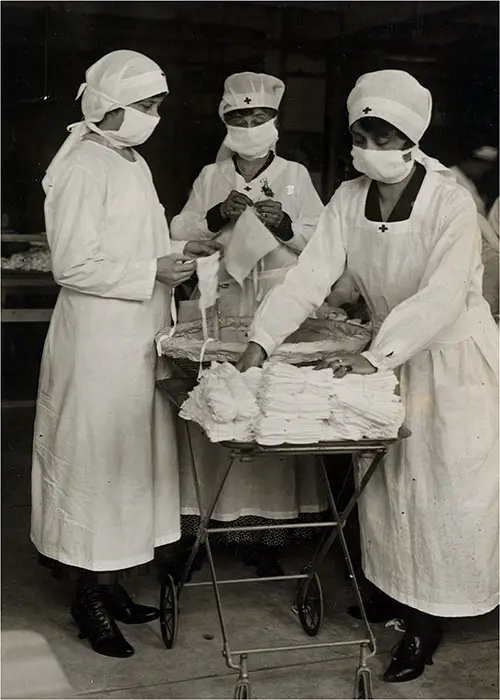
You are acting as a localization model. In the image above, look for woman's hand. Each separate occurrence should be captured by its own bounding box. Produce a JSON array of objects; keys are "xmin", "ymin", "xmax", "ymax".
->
[
  {"xmin": 235, "ymin": 342, "xmax": 267, "ymax": 372},
  {"xmin": 156, "ymin": 254, "xmax": 196, "ymax": 287},
  {"xmin": 315, "ymin": 351, "xmax": 377, "ymax": 377},
  {"xmin": 220, "ymin": 190, "xmax": 253, "ymax": 222},
  {"xmin": 254, "ymin": 199, "xmax": 284, "ymax": 229},
  {"xmin": 184, "ymin": 240, "xmax": 222, "ymax": 259}
]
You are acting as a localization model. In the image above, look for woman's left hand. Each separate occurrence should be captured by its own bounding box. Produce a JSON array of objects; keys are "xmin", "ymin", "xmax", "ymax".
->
[
  {"xmin": 184, "ymin": 240, "xmax": 223, "ymax": 259},
  {"xmin": 315, "ymin": 351, "xmax": 377, "ymax": 377},
  {"xmin": 254, "ymin": 199, "xmax": 284, "ymax": 229}
]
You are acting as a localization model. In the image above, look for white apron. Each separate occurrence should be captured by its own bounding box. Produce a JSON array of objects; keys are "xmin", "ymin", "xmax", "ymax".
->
[
  {"xmin": 31, "ymin": 141, "xmax": 184, "ymax": 572},
  {"xmin": 250, "ymin": 168, "xmax": 499, "ymax": 616},
  {"xmin": 348, "ymin": 175, "xmax": 499, "ymax": 617},
  {"xmin": 172, "ymin": 155, "xmax": 327, "ymax": 521}
]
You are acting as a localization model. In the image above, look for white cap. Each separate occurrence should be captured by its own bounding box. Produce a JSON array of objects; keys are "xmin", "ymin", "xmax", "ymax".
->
[
  {"xmin": 218, "ymin": 72, "xmax": 285, "ymax": 120},
  {"xmin": 347, "ymin": 70, "xmax": 432, "ymax": 144},
  {"xmin": 77, "ymin": 50, "xmax": 168, "ymax": 122},
  {"xmin": 473, "ymin": 146, "xmax": 498, "ymax": 162}
]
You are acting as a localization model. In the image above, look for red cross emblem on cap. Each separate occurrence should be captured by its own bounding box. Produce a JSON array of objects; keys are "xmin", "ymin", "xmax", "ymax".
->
[
  {"xmin": 362, "ymin": 107, "xmax": 372, "ymax": 114},
  {"xmin": 244, "ymin": 97, "xmax": 252, "ymax": 104}
]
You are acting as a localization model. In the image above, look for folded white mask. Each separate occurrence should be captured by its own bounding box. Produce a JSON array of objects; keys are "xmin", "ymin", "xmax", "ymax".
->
[
  {"xmin": 223, "ymin": 120, "xmax": 278, "ymax": 160},
  {"xmin": 89, "ymin": 107, "xmax": 160, "ymax": 148},
  {"xmin": 351, "ymin": 145, "xmax": 417, "ymax": 184},
  {"xmin": 197, "ymin": 252, "xmax": 220, "ymax": 340},
  {"xmin": 225, "ymin": 207, "xmax": 279, "ymax": 287}
]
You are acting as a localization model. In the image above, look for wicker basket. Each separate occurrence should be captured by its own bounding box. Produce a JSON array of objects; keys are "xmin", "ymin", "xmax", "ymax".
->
[{"xmin": 157, "ymin": 311, "xmax": 371, "ymax": 377}]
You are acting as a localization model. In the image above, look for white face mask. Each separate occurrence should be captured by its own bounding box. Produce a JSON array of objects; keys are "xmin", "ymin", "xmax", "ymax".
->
[
  {"xmin": 351, "ymin": 145, "xmax": 417, "ymax": 184},
  {"xmin": 223, "ymin": 119, "xmax": 278, "ymax": 160},
  {"xmin": 102, "ymin": 107, "xmax": 160, "ymax": 148}
]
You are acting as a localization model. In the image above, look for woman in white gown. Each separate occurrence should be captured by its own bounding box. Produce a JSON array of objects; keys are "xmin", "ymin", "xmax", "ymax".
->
[
  {"xmin": 170, "ymin": 73, "xmax": 327, "ymax": 577},
  {"xmin": 238, "ymin": 69, "xmax": 499, "ymax": 683},
  {"xmin": 31, "ymin": 50, "xmax": 219, "ymax": 658}
]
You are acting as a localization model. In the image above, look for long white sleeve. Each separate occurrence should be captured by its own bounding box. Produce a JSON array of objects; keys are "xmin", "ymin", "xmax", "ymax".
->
[
  {"xmin": 363, "ymin": 189, "xmax": 483, "ymax": 371},
  {"xmin": 170, "ymin": 167, "xmax": 214, "ymax": 241},
  {"xmin": 45, "ymin": 162, "xmax": 157, "ymax": 301},
  {"xmin": 279, "ymin": 166, "xmax": 324, "ymax": 255},
  {"xmin": 249, "ymin": 198, "xmax": 347, "ymax": 356}
]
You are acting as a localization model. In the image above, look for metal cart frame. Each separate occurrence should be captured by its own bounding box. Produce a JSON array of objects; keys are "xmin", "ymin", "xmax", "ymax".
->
[{"xmin": 158, "ymin": 377, "xmax": 409, "ymax": 700}]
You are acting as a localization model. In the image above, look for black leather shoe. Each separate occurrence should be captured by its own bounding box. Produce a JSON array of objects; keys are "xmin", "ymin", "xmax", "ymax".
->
[
  {"xmin": 348, "ymin": 590, "xmax": 401, "ymax": 623},
  {"xmin": 101, "ymin": 584, "xmax": 160, "ymax": 625},
  {"xmin": 383, "ymin": 627, "xmax": 443, "ymax": 683},
  {"xmin": 71, "ymin": 585, "xmax": 134, "ymax": 658}
]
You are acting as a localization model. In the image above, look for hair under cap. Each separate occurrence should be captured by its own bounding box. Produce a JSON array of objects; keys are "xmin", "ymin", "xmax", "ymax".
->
[
  {"xmin": 218, "ymin": 72, "xmax": 285, "ymax": 120},
  {"xmin": 77, "ymin": 50, "xmax": 168, "ymax": 122},
  {"xmin": 347, "ymin": 70, "xmax": 432, "ymax": 144}
]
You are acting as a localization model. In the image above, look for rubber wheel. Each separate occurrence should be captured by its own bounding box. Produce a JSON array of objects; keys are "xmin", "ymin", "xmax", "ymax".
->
[
  {"xmin": 234, "ymin": 681, "xmax": 251, "ymax": 699},
  {"xmin": 354, "ymin": 670, "xmax": 373, "ymax": 700},
  {"xmin": 296, "ymin": 567, "xmax": 324, "ymax": 637},
  {"xmin": 160, "ymin": 573, "xmax": 179, "ymax": 649}
]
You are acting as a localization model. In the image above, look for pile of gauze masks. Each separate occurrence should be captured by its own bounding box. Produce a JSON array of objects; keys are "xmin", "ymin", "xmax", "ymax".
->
[
  {"xmin": 255, "ymin": 363, "xmax": 405, "ymax": 445},
  {"xmin": 179, "ymin": 361, "xmax": 405, "ymax": 445},
  {"xmin": 179, "ymin": 363, "xmax": 261, "ymax": 442}
]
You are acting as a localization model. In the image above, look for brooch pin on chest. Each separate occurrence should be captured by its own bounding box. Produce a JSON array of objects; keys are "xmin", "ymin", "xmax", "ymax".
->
[{"xmin": 260, "ymin": 179, "xmax": 274, "ymax": 198}]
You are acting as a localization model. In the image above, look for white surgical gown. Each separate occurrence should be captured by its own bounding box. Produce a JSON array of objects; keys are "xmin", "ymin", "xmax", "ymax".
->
[
  {"xmin": 250, "ymin": 168, "xmax": 499, "ymax": 617},
  {"xmin": 170, "ymin": 155, "xmax": 324, "ymax": 317},
  {"xmin": 31, "ymin": 140, "xmax": 185, "ymax": 571},
  {"xmin": 171, "ymin": 155, "xmax": 327, "ymax": 523}
]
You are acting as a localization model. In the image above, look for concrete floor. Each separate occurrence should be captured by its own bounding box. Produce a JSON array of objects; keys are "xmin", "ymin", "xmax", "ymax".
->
[{"xmin": 2, "ymin": 407, "xmax": 499, "ymax": 699}]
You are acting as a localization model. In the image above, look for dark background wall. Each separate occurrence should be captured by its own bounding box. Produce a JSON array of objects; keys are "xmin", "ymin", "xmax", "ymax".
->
[
  {"xmin": 1, "ymin": 1, "xmax": 499, "ymax": 402},
  {"xmin": 2, "ymin": 1, "xmax": 499, "ymax": 231}
]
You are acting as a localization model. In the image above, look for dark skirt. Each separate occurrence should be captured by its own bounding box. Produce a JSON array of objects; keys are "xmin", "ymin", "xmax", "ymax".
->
[{"xmin": 181, "ymin": 512, "xmax": 327, "ymax": 548}]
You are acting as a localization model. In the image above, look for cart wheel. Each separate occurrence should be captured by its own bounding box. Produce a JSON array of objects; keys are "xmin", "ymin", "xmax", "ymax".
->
[
  {"xmin": 296, "ymin": 567, "xmax": 324, "ymax": 637},
  {"xmin": 160, "ymin": 574, "xmax": 179, "ymax": 649},
  {"xmin": 234, "ymin": 681, "xmax": 251, "ymax": 699},
  {"xmin": 354, "ymin": 669, "xmax": 373, "ymax": 700}
]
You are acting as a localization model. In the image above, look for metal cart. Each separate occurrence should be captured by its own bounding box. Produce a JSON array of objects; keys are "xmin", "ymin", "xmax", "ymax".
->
[{"xmin": 157, "ymin": 376, "xmax": 410, "ymax": 700}]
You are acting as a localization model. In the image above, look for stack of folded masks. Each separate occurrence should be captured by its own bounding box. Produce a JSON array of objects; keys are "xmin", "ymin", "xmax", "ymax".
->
[
  {"xmin": 180, "ymin": 362, "xmax": 405, "ymax": 445},
  {"xmin": 254, "ymin": 363, "xmax": 331, "ymax": 445},
  {"xmin": 179, "ymin": 362, "xmax": 260, "ymax": 442},
  {"xmin": 322, "ymin": 371, "xmax": 405, "ymax": 441}
]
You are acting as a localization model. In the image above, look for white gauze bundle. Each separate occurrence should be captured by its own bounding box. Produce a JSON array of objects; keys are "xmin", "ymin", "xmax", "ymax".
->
[{"xmin": 196, "ymin": 252, "xmax": 220, "ymax": 340}]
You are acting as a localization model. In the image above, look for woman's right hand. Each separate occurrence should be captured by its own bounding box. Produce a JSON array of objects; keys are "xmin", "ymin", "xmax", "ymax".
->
[
  {"xmin": 220, "ymin": 190, "xmax": 253, "ymax": 222},
  {"xmin": 235, "ymin": 342, "xmax": 267, "ymax": 372},
  {"xmin": 156, "ymin": 254, "xmax": 196, "ymax": 287}
]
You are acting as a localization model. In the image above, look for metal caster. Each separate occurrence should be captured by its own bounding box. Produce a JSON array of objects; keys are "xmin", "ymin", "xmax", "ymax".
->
[
  {"xmin": 296, "ymin": 566, "xmax": 324, "ymax": 637},
  {"xmin": 160, "ymin": 573, "xmax": 179, "ymax": 649},
  {"xmin": 353, "ymin": 668, "xmax": 373, "ymax": 699},
  {"xmin": 234, "ymin": 681, "xmax": 251, "ymax": 699}
]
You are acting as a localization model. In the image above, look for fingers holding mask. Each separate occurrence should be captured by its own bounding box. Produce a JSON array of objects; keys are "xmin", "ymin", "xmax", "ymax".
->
[
  {"xmin": 255, "ymin": 199, "xmax": 284, "ymax": 228},
  {"xmin": 221, "ymin": 190, "xmax": 253, "ymax": 220},
  {"xmin": 156, "ymin": 254, "xmax": 196, "ymax": 287}
]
